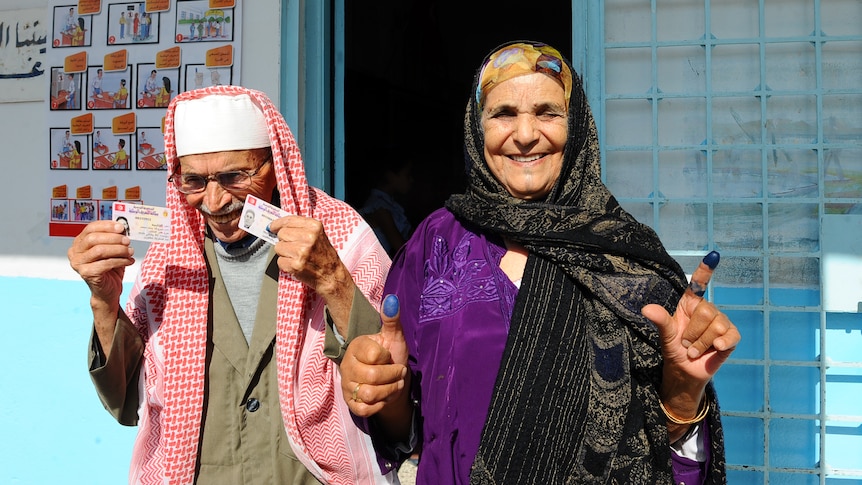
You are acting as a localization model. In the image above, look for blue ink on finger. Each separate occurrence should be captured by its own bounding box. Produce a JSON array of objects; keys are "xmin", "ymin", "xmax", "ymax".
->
[
  {"xmin": 383, "ymin": 294, "xmax": 399, "ymax": 318},
  {"xmin": 689, "ymin": 251, "xmax": 720, "ymax": 296},
  {"xmin": 703, "ymin": 250, "xmax": 720, "ymax": 269},
  {"xmin": 689, "ymin": 280, "xmax": 707, "ymax": 297}
]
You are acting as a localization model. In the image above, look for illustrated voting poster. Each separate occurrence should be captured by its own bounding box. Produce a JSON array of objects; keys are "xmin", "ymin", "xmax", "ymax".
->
[{"xmin": 47, "ymin": 0, "xmax": 242, "ymax": 237}]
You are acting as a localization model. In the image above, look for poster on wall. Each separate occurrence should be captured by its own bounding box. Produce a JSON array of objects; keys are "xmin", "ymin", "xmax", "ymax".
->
[
  {"xmin": 47, "ymin": 0, "xmax": 241, "ymax": 238},
  {"xmin": 0, "ymin": 8, "xmax": 48, "ymax": 102}
]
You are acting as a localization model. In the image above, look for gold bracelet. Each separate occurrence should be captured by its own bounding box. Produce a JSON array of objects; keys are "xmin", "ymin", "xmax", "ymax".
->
[{"xmin": 659, "ymin": 397, "xmax": 710, "ymax": 425}]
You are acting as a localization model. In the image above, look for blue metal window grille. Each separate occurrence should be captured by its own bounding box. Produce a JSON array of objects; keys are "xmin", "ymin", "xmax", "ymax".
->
[{"xmin": 586, "ymin": 0, "xmax": 862, "ymax": 482}]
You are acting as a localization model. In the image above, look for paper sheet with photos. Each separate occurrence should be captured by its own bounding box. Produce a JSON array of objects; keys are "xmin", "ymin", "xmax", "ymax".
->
[{"xmin": 47, "ymin": 0, "xmax": 243, "ymax": 238}]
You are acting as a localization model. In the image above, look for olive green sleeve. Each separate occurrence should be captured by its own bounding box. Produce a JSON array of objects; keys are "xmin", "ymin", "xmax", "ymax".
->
[
  {"xmin": 88, "ymin": 309, "xmax": 144, "ymax": 426},
  {"xmin": 323, "ymin": 285, "xmax": 381, "ymax": 364}
]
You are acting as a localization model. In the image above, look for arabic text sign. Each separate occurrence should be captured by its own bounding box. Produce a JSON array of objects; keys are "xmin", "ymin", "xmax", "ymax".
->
[{"xmin": 0, "ymin": 8, "xmax": 47, "ymax": 102}]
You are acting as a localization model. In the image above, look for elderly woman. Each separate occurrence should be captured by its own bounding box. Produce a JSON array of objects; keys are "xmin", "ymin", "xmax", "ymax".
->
[{"xmin": 342, "ymin": 41, "xmax": 740, "ymax": 484}]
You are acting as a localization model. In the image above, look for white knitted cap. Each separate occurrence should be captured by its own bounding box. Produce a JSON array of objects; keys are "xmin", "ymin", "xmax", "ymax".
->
[{"xmin": 174, "ymin": 93, "xmax": 271, "ymax": 156}]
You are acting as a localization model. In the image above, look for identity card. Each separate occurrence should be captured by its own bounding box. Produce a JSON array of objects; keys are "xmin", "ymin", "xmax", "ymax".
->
[
  {"xmin": 241, "ymin": 194, "xmax": 289, "ymax": 244},
  {"xmin": 112, "ymin": 202, "xmax": 171, "ymax": 243}
]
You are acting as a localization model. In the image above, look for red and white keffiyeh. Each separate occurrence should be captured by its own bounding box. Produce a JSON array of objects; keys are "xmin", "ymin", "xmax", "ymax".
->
[{"xmin": 124, "ymin": 86, "xmax": 392, "ymax": 484}]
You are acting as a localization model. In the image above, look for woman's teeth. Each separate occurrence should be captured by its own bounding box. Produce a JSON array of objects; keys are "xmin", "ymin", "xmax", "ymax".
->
[{"xmin": 511, "ymin": 154, "xmax": 542, "ymax": 162}]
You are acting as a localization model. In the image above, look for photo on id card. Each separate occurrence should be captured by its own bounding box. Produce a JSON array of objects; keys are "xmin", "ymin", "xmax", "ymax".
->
[{"xmin": 241, "ymin": 194, "xmax": 289, "ymax": 244}]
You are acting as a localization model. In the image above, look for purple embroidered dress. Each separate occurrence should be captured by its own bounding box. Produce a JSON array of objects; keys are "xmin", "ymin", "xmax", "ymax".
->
[
  {"xmin": 381, "ymin": 208, "xmax": 710, "ymax": 484},
  {"xmin": 384, "ymin": 208, "xmax": 514, "ymax": 484}
]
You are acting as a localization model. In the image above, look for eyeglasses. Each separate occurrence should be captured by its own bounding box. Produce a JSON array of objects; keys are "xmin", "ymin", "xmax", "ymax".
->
[{"xmin": 170, "ymin": 159, "xmax": 271, "ymax": 194}]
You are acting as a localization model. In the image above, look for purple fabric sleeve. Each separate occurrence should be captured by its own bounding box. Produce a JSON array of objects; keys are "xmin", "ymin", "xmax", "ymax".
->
[{"xmin": 671, "ymin": 421, "xmax": 711, "ymax": 485}]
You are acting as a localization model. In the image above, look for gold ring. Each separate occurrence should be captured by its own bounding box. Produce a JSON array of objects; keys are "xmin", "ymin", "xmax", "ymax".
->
[{"xmin": 352, "ymin": 383, "xmax": 363, "ymax": 403}]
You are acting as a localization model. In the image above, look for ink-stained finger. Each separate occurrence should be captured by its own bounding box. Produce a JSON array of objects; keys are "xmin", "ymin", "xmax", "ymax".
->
[{"xmin": 688, "ymin": 251, "xmax": 720, "ymax": 297}]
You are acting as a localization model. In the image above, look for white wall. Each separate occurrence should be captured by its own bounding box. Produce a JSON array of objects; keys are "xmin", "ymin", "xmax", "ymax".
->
[{"xmin": 0, "ymin": 0, "xmax": 282, "ymax": 279}]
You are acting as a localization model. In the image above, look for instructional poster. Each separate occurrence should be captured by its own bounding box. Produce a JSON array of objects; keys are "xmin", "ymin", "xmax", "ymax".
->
[{"xmin": 47, "ymin": 0, "xmax": 242, "ymax": 237}]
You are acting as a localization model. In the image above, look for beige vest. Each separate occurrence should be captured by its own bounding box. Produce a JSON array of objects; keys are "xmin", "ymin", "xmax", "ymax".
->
[{"xmin": 196, "ymin": 240, "xmax": 320, "ymax": 484}]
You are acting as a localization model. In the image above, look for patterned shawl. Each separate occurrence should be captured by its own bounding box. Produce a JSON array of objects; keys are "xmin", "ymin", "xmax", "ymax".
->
[
  {"xmin": 124, "ymin": 86, "xmax": 393, "ymax": 484},
  {"xmin": 446, "ymin": 41, "xmax": 727, "ymax": 484}
]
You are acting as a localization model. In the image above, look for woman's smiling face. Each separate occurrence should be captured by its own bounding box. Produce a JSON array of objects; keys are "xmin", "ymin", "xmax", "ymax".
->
[{"xmin": 481, "ymin": 72, "xmax": 568, "ymax": 201}]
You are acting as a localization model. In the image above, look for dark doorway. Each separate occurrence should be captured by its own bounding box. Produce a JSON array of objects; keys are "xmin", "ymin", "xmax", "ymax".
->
[{"xmin": 343, "ymin": 2, "xmax": 572, "ymax": 228}]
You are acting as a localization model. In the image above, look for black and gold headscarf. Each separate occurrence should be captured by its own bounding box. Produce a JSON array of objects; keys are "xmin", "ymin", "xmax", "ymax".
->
[{"xmin": 446, "ymin": 41, "xmax": 727, "ymax": 484}]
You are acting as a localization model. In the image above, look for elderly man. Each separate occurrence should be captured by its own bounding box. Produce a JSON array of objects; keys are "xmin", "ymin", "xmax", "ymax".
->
[{"xmin": 68, "ymin": 86, "xmax": 394, "ymax": 484}]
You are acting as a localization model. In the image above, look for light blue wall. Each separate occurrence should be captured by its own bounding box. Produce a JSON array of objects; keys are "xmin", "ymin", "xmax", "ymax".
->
[{"xmin": 0, "ymin": 277, "xmax": 136, "ymax": 484}]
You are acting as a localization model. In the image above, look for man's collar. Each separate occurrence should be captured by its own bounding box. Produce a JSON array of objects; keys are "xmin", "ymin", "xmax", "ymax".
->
[{"xmin": 215, "ymin": 232, "xmax": 259, "ymax": 251}]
